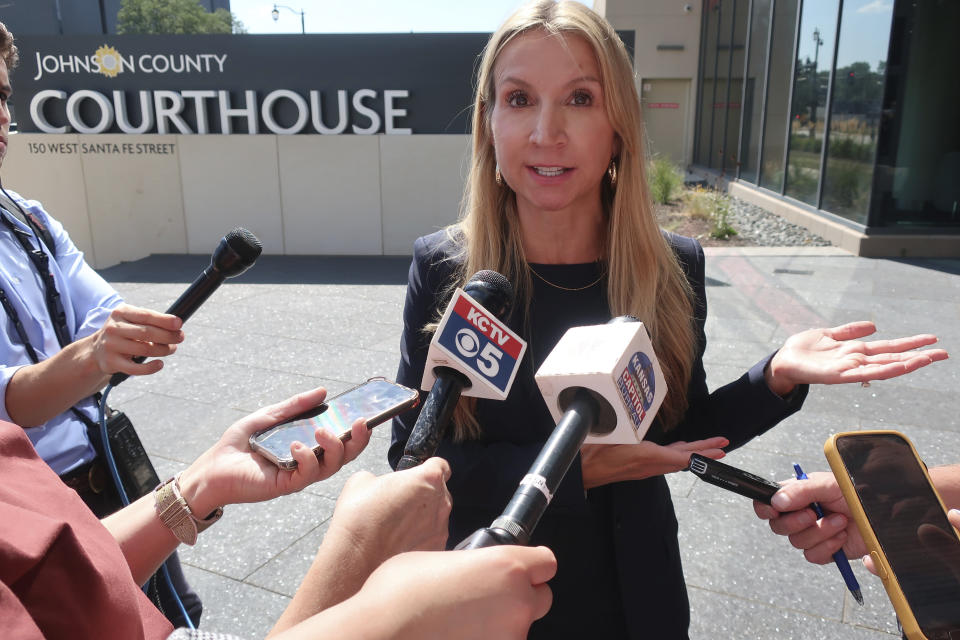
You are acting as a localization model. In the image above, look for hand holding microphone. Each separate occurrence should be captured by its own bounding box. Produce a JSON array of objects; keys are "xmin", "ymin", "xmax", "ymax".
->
[
  {"xmin": 396, "ymin": 270, "xmax": 522, "ymax": 471},
  {"xmin": 355, "ymin": 546, "xmax": 556, "ymax": 640},
  {"xmin": 88, "ymin": 304, "xmax": 185, "ymax": 379},
  {"xmin": 325, "ymin": 457, "xmax": 453, "ymax": 565},
  {"xmin": 108, "ymin": 227, "xmax": 262, "ymax": 386}
]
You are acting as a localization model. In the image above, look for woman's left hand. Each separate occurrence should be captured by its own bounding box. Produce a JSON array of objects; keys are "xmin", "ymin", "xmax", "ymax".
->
[
  {"xmin": 765, "ymin": 321, "xmax": 948, "ymax": 396},
  {"xmin": 580, "ymin": 436, "xmax": 729, "ymax": 489},
  {"xmin": 177, "ymin": 387, "xmax": 371, "ymax": 516}
]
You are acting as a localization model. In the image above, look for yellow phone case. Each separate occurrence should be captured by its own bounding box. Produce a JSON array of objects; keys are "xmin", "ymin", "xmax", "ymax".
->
[{"xmin": 824, "ymin": 430, "xmax": 959, "ymax": 640}]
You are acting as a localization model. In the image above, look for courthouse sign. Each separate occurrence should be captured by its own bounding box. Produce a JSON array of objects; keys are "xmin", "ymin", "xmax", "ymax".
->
[{"xmin": 10, "ymin": 33, "xmax": 490, "ymax": 135}]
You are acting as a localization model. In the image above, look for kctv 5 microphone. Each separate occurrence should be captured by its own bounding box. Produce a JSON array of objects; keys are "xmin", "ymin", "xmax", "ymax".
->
[
  {"xmin": 109, "ymin": 227, "xmax": 262, "ymax": 386},
  {"xmin": 396, "ymin": 270, "xmax": 526, "ymax": 471},
  {"xmin": 456, "ymin": 316, "xmax": 667, "ymax": 549}
]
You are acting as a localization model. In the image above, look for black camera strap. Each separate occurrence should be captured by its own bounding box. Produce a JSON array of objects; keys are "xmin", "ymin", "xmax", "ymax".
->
[
  {"xmin": 0, "ymin": 190, "xmax": 105, "ymax": 435},
  {"xmin": 0, "ymin": 187, "xmax": 71, "ymax": 349},
  {"xmin": 0, "ymin": 287, "xmax": 41, "ymax": 364},
  {"xmin": 0, "ymin": 187, "xmax": 57, "ymax": 259},
  {"xmin": 0, "ymin": 284, "xmax": 102, "ymax": 429}
]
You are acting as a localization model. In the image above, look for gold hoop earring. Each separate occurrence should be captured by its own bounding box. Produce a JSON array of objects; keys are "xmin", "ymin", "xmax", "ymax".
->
[
  {"xmin": 607, "ymin": 160, "xmax": 618, "ymax": 187},
  {"xmin": 495, "ymin": 164, "xmax": 503, "ymax": 186}
]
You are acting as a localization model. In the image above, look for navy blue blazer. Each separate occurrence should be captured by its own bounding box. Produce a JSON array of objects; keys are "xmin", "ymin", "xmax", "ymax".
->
[{"xmin": 390, "ymin": 229, "xmax": 807, "ymax": 639}]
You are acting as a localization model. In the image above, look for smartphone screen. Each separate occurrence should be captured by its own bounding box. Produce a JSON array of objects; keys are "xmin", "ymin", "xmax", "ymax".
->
[
  {"xmin": 251, "ymin": 379, "xmax": 417, "ymax": 464},
  {"xmin": 836, "ymin": 433, "xmax": 960, "ymax": 635}
]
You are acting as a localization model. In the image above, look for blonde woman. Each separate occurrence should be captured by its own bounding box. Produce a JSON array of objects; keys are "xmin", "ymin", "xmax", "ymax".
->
[{"xmin": 389, "ymin": 2, "xmax": 947, "ymax": 637}]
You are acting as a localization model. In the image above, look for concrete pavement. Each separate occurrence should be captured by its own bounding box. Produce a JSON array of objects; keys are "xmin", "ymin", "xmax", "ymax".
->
[{"xmin": 100, "ymin": 247, "xmax": 960, "ymax": 639}]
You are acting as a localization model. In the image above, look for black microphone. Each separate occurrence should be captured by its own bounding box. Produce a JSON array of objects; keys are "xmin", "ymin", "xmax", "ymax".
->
[
  {"xmin": 395, "ymin": 270, "xmax": 514, "ymax": 471},
  {"xmin": 456, "ymin": 316, "xmax": 639, "ymax": 549},
  {"xmin": 109, "ymin": 228, "xmax": 262, "ymax": 386}
]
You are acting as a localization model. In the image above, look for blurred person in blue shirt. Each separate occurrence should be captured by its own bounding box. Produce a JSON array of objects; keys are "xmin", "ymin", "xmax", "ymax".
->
[{"xmin": 0, "ymin": 20, "xmax": 199, "ymax": 626}]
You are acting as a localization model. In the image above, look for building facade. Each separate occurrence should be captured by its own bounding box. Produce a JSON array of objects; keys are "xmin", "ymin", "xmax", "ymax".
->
[
  {"xmin": 688, "ymin": 0, "xmax": 957, "ymax": 255},
  {"xmin": 603, "ymin": 0, "xmax": 959, "ymax": 256}
]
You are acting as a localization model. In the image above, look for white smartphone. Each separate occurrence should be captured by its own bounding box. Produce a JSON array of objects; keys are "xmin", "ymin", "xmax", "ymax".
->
[{"xmin": 249, "ymin": 378, "xmax": 419, "ymax": 469}]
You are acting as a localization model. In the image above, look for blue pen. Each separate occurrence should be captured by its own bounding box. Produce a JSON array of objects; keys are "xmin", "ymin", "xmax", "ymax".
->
[{"xmin": 793, "ymin": 463, "xmax": 864, "ymax": 606}]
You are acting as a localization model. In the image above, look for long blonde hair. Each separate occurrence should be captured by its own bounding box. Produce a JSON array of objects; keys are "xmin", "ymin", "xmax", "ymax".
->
[{"xmin": 443, "ymin": 0, "xmax": 696, "ymax": 438}]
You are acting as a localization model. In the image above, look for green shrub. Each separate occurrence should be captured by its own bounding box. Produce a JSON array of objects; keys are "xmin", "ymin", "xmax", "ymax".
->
[
  {"xmin": 648, "ymin": 156, "xmax": 684, "ymax": 204},
  {"xmin": 789, "ymin": 134, "xmax": 821, "ymax": 154},
  {"xmin": 786, "ymin": 163, "xmax": 819, "ymax": 203},
  {"xmin": 828, "ymin": 136, "xmax": 874, "ymax": 163},
  {"xmin": 682, "ymin": 185, "xmax": 713, "ymax": 220},
  {"xmin": 709, "ymin": 190, "xmax": 737, "ymax": 239},
  {"xmin": 822, "ymin": 158, "xmax": 872, "ymax": 218},
  {"xmin": 681, "ymin": 186, "xmax": 738, "ymax": 239}
]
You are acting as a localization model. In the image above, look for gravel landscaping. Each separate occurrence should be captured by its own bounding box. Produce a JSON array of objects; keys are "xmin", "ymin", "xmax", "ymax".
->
[{"xmin": 655, "ymin": 193, "xmax": 832, "ymax": 247}]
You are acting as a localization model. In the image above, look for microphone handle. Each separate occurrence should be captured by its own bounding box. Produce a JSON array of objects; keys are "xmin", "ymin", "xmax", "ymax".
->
[
  {"xmin": 457, "ymin": 388, "xmax": 599, "ymax": 547},
  {"xmin": 163, "ymin": 266, "xmax": 224, "ymax": 323},
  {"xmin": 396, "ymin": 368, "xmax": 468, "ymax": 471},
  {"xmin": 455, "ymin": 526, "xmax": 522, "ymax": 550},
  {"xmin": 108, "ymin": 267, "xmax": 224, "ymax": 387}
]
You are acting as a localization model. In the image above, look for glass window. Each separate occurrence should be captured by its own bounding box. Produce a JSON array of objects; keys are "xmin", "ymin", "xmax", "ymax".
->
[
  {"xmin": 738, "ymin": 0, "xmax": 772, "ymax": 184},
  {"xmin": 695, "ymin": 1, "xmax": 721, "ymax": 167},
  {"xmin": 820, "ymin": 0, "xmax": 894, "ymax": 224},
  {"xmin": 709, "ymin": 1, "xmax": 735, "ymax": 169},
  {"xmin": 872, "ymin": 1, "xmax": 960, "ymax": 229},
  {"xmin": 758, "ymin": 0, "xmax": 799, "ymax": 192},
  {"xmin": 783, "ymin": 2, "xmax": 839, "ymax": 205},
  {"xmin": 721, "ymin": 0, "xmax": 748, "ymax": 174}
]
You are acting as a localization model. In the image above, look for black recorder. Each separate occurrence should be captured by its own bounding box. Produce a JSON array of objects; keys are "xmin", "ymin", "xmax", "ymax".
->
[
  {"xmin": 687, "ymin": 453, "xmax": 781, "ymax": 504},
  {"xmin": 103, "ymin": 409, "xmax": 161, "ymax": 499}
]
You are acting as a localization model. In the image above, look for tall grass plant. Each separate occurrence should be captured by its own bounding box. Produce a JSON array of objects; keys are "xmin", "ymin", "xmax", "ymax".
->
[
  {"xmin": 681, "ymin": 186, "xmax": 737, "ymax": 239},
  {"xmin": 648, "ymin": 156, "xmax": 685, "ymax": 204}
]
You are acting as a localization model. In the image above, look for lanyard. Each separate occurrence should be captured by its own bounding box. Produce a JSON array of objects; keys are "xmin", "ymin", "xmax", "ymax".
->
[
  {"xmin": 0, "ymin": 286, "xmax": 41, "ymax": 363},
  {"xmin": 0, "ymin": 201, "xmax": 72, "ymax": 349}
]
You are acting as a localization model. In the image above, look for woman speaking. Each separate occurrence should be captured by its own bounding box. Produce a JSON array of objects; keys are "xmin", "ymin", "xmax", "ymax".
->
[{"xmin": 389, "ymin": 2, "xmax": 946, "ymax": 637}]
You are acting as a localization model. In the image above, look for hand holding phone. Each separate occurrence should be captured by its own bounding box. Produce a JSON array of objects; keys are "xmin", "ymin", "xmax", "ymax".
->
[
  {"xmin": 825, "ymin": 430, "xmax": 960, "ymax": 640},
  {"xmin": 249, "ymin": 378, "xmax": 419, "ymax": 469}
]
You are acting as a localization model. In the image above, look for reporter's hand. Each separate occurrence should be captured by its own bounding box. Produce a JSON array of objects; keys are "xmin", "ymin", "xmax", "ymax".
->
[
  {"xmin": 764, "ymin": 321, "xmax": 948, "ymax": 396},
  {"xmin": 357, "ymin": 546, "xmax": 556, "ymax": 640},
  {"xmin": 323, "ymin": 457, "xmax": 453, "ymax": 567},
  {"xmin": 268, "ymin": 457, "xmax": 453, "ymax": 635},
  {"xmin": 178, "ymin": 387, "xmax": 370, "ymax": 515},
  {"xmin": 580, "ymin": 437, "xmax": 728, "ymax": 489},
  {"xmin": 87, "ymin": 303, "xmax": 185, "ymax": 376},
  {"xmin": 754, "ymin": 472, "xmax": 868, "ymax": 566}
]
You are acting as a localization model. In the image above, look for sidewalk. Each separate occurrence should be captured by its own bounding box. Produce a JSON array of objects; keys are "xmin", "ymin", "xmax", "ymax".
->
[{"xmin": 100, "ymin": 248, "xmax": 960, "ymax": 639}]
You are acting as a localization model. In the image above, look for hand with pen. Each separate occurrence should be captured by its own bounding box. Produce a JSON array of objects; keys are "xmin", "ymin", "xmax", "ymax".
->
[
  {"xmin": 753, "ymin": 470, "xmax": 870, "ymax": 578},
  {"xmin": 756, "ymin": 464, "xmax": 960, "ymax": 568},
  {"xmin": 791, "ymin": 464, "xmax": 863, "ymax": 604}
]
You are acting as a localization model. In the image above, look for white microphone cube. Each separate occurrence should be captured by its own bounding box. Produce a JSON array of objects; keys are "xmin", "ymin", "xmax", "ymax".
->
[{"xmin": 535, "ymin": 322, "xmax": 666, "ymax": 444}]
